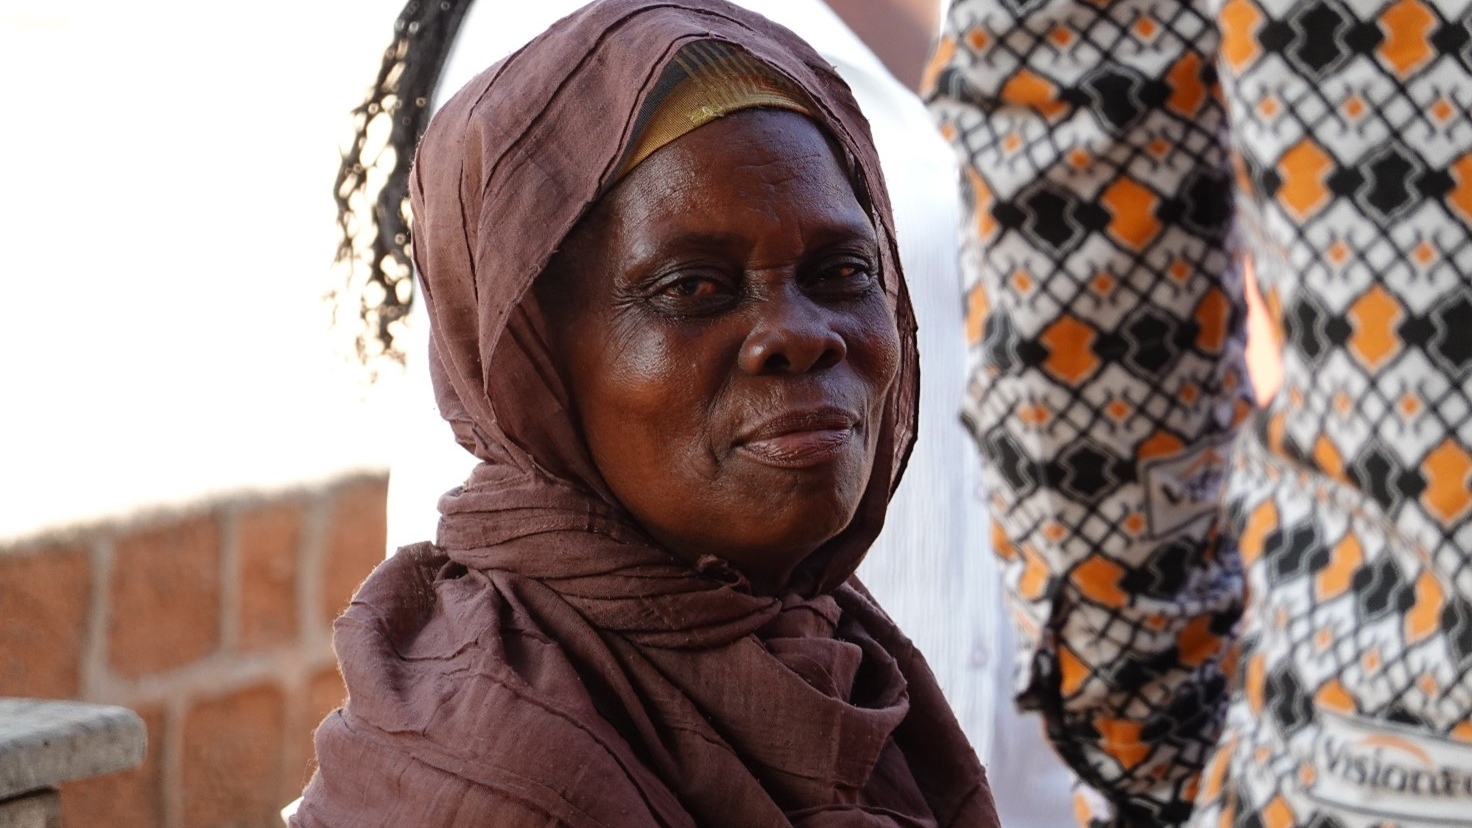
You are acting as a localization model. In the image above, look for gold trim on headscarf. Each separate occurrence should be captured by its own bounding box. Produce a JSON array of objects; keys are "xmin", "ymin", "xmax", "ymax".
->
[{"xmin": 615, "ymin": 41, "xmax": 815, "ymax": 180}]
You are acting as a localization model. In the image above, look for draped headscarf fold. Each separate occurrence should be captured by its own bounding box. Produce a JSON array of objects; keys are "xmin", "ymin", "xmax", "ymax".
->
[{"xmin": 293, "ymin": 2, "xmax": 997, "ymax": 826}]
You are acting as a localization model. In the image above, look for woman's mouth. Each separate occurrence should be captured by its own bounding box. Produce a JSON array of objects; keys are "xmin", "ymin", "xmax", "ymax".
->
[{"xmin": 735, "ymin": 408, "xmax": 858, "ymax": 468}]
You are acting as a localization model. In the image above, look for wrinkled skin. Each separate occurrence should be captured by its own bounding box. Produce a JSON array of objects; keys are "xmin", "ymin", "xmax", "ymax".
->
[{"xmin": 537, "ymin": 109, "xmax": 900, "ymax": 593}]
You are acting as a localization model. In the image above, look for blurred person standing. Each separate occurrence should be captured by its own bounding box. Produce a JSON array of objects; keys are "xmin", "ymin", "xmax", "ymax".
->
[{"xmin": 926, "ymin": 0, "xmax": 1472, "ymax": 826}]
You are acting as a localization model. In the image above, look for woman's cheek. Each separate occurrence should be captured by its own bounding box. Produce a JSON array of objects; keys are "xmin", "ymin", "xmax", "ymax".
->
[{"xmin": 855, "ymin": 300, "xmax": 902, "ymax": 394}]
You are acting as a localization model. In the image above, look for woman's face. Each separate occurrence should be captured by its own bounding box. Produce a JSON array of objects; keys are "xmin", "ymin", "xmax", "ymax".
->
[{"xmin": 539, "ymin": 109, "xmax": 900, "ymax": 592}]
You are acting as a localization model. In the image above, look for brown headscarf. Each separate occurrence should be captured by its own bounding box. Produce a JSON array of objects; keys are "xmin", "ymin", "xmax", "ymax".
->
[{"xmin": 294, "ymin": 2, "xmax": 998, "ymax": 826}]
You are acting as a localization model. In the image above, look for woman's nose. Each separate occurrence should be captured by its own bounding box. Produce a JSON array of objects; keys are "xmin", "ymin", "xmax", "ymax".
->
[{"xmin": 737, "ymin": 292, "xmax": 847, "ymax": 374}]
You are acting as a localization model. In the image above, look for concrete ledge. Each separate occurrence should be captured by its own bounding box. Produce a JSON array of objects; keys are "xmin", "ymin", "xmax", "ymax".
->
[
  {"xmin": 0, "ymin": 699, "xmax": 146, "ymax": 799},
  {"xmin": 0, "ymin": 789, "xmax": 59, "ymax": 828}
]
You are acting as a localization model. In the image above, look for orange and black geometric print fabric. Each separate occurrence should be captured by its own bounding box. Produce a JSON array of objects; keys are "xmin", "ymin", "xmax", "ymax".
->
[{"xmin": 925, "ymin": 0, "xmax": 1472, "ymax": 826}]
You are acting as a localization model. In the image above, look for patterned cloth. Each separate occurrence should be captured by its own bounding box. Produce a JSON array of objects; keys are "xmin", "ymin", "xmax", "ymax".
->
[{"xmin": 925, "ymin": 0, "xmax": 1472, "ymax": 826}]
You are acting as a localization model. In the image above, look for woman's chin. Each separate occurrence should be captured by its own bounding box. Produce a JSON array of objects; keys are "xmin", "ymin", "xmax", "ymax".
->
[{"xmin": 689, "ymin": 501, "xmax": 860, "ymax": 591}]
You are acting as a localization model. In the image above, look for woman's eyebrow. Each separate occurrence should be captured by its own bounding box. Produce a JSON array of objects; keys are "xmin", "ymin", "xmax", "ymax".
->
[
  {"xmin": 626, "ymin": 230, "xmax": 747, "ymax": 269},
  {"xmin": 656, "ymin": 230, "xmax": 748, "ymax": 250},
  {"xmin": 630, "ymin": 222, "xmax": 875, "ymax": 267}
]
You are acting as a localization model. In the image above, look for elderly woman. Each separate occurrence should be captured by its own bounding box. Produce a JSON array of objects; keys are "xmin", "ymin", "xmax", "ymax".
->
[{"xmin": 293, "ymin": 1, "xmax": 998, "ymax": 825}]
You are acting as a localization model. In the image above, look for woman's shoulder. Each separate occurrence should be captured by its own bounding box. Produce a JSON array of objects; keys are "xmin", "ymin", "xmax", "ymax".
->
[
  {"xmin": 301, "ymin": 701, "xmax": 676, "ymax": 828},
  {"xmin": 294, "ymin": 739, "xmax": 641, "ymax": 828},
  {"xmin": 331, "ymin": 541, "xmax": 621, "ymax": 753},
  {"xmin": 310, "ymin": 542, "xmax": 687, "ymax": 827}
]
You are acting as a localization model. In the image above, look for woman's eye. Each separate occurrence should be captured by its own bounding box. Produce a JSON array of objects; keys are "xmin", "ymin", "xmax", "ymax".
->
[
  {"xmin": 662, "ymin": 276, "xmax": 720, "ymax": 298},
  {"xmin": 810, "ymin": 261, "xmax": 877, "ymax": 295},
  {"xmin": 642, "ymin": 271, "xmax": 736, "ymax": 316}
]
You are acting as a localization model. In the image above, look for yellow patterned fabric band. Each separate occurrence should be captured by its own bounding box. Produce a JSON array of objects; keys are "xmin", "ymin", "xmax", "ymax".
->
[{"xmin": 616, "ymin": 41, "xmax": 815, "ymax": 180}]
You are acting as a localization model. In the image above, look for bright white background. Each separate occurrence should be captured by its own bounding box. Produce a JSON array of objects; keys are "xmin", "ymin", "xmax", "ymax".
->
[{"xmin": 0, "ymin": 0, "xmax": 462, "ymax": 541}]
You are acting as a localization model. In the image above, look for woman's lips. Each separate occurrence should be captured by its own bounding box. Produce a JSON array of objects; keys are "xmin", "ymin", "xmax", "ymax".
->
[{"xmin": 735, "ymin": 408, "xmax": 858, "ymax": 468}]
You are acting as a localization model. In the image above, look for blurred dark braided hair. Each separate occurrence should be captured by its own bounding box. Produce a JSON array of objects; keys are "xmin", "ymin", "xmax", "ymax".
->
[{"xmin": 333, "ymin": 0, "xmax": 475, "ymax": 368}]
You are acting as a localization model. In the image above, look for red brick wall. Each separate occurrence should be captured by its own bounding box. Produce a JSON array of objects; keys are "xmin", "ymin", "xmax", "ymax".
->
[{"xmin": 0, "ymin": 474, "xmax": 389, "ymax": 828}]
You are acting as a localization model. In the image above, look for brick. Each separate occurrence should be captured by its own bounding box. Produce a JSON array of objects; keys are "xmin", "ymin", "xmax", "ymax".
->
[
  {"xmin": 236, "ymin": 501, "xmax": 303, "ymax": 651},
  {"xmin": 282, "ymin": 665, "xmax": 347, "ymax": 802},
  {"xmin": 60, "ymin": 704, "xmax": 164, "ymax": 828},
  {"xmin": 319, "ymin": 477, "xmax": 387, "ymax": 626},
  {"xmin": 0, "ymin": 544, "xmax": 91, "ymax": 698},
  {"xmin": 182, "ymin": 683, "xmax": 287, "ymax": 828},
  {"xmin": 308, "ymin": 665, "xmax": 347, "ymax": 729},
  {"xmin": 109, "ymin": 514, "xmax": 221, "ymax": 678}
]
